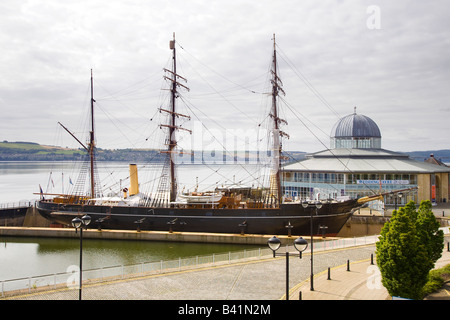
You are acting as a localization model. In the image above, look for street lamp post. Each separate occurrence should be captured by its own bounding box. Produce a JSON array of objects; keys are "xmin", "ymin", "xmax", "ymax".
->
[
  {"xmin": 392, "ymin": 192, "xmax": 403, "ymax": 211},
  {"xmin": 267, "ymin": 235, "xmax": 308, "ymax": 300},
  {"xmin": 72, "ymin": 214, "xmax": 91, "ymax": 300},
  {"xmin": 302, "ymin": 200, "xmax": 322, "ymax": 291},
  {"xmin": 398, "ymin": 192, "xmax": 403, "ymax": 209}
]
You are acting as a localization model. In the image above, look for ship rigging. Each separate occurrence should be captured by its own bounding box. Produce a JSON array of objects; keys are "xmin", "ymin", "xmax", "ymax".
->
[{"xmin": 35, "ymin": 34, "xmax": 388, "ymax": 236}]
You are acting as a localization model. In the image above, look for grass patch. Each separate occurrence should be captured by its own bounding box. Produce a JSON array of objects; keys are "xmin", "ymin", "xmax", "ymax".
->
[
  {"xmin": 0, "ymin": 141, "xmax": 44, "ymax": 150},
  {"xmin": 422, "ymin": 263, "xmax": 450, "ymax": 298}
]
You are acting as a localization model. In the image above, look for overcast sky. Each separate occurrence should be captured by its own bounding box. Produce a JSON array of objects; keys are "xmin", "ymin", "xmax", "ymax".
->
[{"xmin": 1, "ymin": 0, "xmax": 449, "ymax": 154}]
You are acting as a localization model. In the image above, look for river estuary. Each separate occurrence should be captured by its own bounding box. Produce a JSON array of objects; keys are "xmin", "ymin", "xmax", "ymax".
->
[{"xmin": 0, "ymin": 161, "xmax": 264, "ymax": 281}]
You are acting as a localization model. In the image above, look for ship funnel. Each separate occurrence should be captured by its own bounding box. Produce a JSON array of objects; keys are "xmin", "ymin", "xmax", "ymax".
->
[{"xmin": 129, "ymin": 164, "xmax": 139, "ymax": 196}]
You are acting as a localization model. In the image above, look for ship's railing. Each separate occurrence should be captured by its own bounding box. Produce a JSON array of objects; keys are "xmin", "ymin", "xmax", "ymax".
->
[
  {"xmin": 0, "ymin": 234, "xmax": 381, "ymax": 298},
  {"xmin": 0, "ymin": 201, "xmax": 34, "ymax": 210}
]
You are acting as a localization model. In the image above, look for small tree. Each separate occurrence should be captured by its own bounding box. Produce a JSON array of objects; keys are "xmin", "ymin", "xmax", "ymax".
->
[
  {"xmin": 376, "ymin": 200, "xmax": 444, "ymax": 299},
  {"xmin": 416, "ymin": 201, "xmax": 444, "ymax": 263}
]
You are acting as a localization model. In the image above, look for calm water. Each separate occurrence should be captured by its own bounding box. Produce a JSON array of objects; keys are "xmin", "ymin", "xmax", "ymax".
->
[
  {"xmin": 0, "ymin": 161, "xmax": 265, "ymax": 281},
  {"xmin": 0, "ymin": 236, "xmax": 256, "ymax": 281}
]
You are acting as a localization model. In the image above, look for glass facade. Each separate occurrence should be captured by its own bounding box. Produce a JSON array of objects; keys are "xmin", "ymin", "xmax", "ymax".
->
[
  {"xmin": 331, "ymin": 137, "xmax": 381, "ymax": 149},
  {"xmin": 282, "ymin": 171, "xmax": 418, "ymax": 205}
]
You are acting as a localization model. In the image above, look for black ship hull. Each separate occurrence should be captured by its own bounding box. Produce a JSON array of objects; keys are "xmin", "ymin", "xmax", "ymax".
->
[
  {"xmin": 36, "ymin": 200, "xmax": 358, "ymax": 236},
  {"xmin": 0, "ymin": 206, "xmax": 30, "ymax": 227}
]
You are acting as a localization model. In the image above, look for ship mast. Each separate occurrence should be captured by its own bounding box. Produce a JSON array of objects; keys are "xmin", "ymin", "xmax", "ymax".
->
[
  {"xmin": 56, "ymin": 70, "xmax": 100, "ymax": 200},
  {"xmin": 161, "ymin": 33, "xmax": 191, "ymax": 204},
  {"xmin": 270, "ymin": 34, "xmax": 288, "ymax": 206},
  {"xmin": 89, "ymin": 69, "xmax": 96, "ymax": 198},
  {"xmin": 169, "ymin": 33, "xmax": 177, "ymax": 203}
]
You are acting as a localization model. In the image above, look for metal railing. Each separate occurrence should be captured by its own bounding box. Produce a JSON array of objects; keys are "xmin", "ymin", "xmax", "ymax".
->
[
  {"xmin": 0, "ymin": 201, "xmax": 34, "ymax": 210},
  {"xmin": 0, "ymin": 234, "xmax": 383, "ymax": 298}
]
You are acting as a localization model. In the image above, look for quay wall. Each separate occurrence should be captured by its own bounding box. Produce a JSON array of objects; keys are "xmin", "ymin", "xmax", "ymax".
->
[
  {"xmin": 338, "ymin": 215, "xmax": 389, "ymax": 237},
  {"xmin": 1, "ymin": 206, "xmax": 50, "ymax": 228},
  {"xmin": 338, "ymin": 214, "xmax": 450, "ymax": 237},
  {"xmin": 0, "ymin": 226, "xmax": 302, "ymax": 246}
]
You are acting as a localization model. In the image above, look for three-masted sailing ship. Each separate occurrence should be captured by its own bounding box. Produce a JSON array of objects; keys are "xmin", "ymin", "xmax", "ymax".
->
[{"xmin": 36, "ymin": 34, "xmax": 380, "ymax": 236}]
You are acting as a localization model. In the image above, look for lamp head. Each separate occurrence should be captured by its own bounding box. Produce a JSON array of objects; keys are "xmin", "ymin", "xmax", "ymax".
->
[
  {"xmin": 267, "ymin": 236, "xmax": 281, "ymax": 252},
  {"xmin": 71, "ymin": 217, "xmax": 82, "ymax": 229},
  {"xmin": 81, "ymin": 214, "xmax": 91, "ymax": 226},
  {"xmin": 315, "ymin": 201, "xmax": 323, "ymax": 209},
  {"xmin": 294, "ymin": 237, "xmax": 308, "ymax": 252}
]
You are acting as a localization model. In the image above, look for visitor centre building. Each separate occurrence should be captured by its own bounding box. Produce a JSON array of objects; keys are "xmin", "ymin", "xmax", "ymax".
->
[{"xmin": 282, "ymin": 111, "xmax": 450, "ymax": 207}]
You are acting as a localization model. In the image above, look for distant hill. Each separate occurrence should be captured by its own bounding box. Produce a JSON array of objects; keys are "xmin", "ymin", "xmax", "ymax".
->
[
  {"xmin": 0, "ymin": 141, "xmax": 307, "ymax": 163},
  {"xmin": 0, "ymin": 141, "xmax": 165, "ymax": 162},
  {"xmin": 406, "ymin": 150, "xmax": 450, "ymax": 163},
  {"xmin": 1, "ymin": 140, "xmax": 447, "ymax": 164},
  {"xmin": 0, "ymin": 141, "xmax": 84, "ymax": 161}
]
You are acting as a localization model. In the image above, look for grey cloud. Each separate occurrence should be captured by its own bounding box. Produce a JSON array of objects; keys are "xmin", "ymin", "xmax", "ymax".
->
[{"xmin": 0, "ymin": 0, "xmax": 449, "ymax": 153}]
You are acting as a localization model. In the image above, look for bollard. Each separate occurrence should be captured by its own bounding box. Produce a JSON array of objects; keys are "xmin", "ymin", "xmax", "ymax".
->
[
  {"xmin": 327, "ymin": 267, "xmax": 331, "ymax": 280},
  {"xmin": 299, "ymin": 291, "xmax": 302, "ymax": 300},
  {"xmin": 448, "ymin": 242, "xmax": 449, "ymax": 252},
  {"xmin": 371, "ymin": 254, "xmax": 374, "ymax": 265},
  {"xmin": 347, "ymin": 260, "xmax": 350, "ymax": 271}
]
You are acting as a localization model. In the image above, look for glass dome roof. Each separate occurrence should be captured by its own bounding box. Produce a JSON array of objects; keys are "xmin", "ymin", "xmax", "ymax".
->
[
  {"xmin": 331, "ymin": 110, "xmax": 381, "ymax": 149},
  {"xmin": 332, "ymin": 112, "xmax": 381, "ymax": 138}
]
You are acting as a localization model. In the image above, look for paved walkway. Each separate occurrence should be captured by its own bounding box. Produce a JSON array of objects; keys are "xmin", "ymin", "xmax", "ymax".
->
[
  {"xmin": 292, "ymin": 257, "xmax": 390, "ymax": 300},
  {"xmin": 3, "ymin": 244, "xmax": 376, "ymax": 300},
  {"xmin": 4, "ymin": 237, "xmax": 449, "ymax": 301},
  {"xmin": 294, "ymin": 245, "xmax": 450, "ymax": 300}
]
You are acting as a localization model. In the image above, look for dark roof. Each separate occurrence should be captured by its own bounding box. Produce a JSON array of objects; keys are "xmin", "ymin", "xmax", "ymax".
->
[{"xmin": 425, "ymin": 154, "xmax": 448, "ymax": 167}]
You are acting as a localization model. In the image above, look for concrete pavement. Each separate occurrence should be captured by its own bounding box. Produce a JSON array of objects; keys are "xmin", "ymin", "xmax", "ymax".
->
[
  {"xmin": 4, "ymin": 244, "xmax": 378, "ymax": 300},
  {"xmin": 4, "ymin": 237, "xmax": 449, "ymax": 301},
  {"xmin": 292, "ymin": 256, "xmax": 390, "ymax": 300},
  {"xmin": 293, "ymin": 243, "xmax": 450, "ymax": 300}
]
